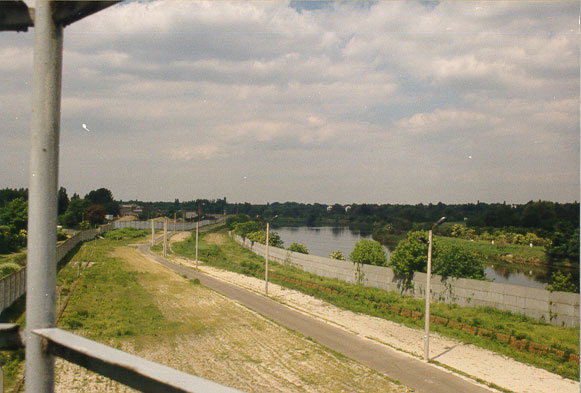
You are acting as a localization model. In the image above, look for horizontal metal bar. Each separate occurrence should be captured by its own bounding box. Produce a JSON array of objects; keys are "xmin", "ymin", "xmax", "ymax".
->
[
  {"xmin": 0, "ymin": 324, "xmax": 24, "ymax": 349},
  {"xmin": 0, "ymin": 1, "xmax": 33, "ymax": 32},
  {"xmin": 33, "ymin": 328, "xmax": 242, "ymax": 393},
  {"xmin": 53, "ymin": 1, "xmax": 121, "ymax": 27}
]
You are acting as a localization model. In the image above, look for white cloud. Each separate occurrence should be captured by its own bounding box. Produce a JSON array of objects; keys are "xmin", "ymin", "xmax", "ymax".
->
[
  {"xmin": 170, "ymin": 145, "xmax": 220, "ymax": 161},
  {"xmin": 1, "ymin": 1, "xmax": 578, "ymax": 203}
]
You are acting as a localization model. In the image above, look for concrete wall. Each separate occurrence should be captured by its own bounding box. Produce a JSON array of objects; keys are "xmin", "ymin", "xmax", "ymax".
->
[
  {"xmin": 233, "ymin": 234, "xmax": 580, "ymax": 327},
  {"xmin": 0, "ymin": 223, "xmax": 115, "ymax": 315},
  {"xmin": 114, "ymin": 218, "xmax": 221, "ymax": 231}
]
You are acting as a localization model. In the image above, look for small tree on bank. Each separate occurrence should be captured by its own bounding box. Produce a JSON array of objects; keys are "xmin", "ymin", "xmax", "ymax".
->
[
  {"xmin": 288, "ymin": 242, "xmax": 309, "ymax": 254},
  {"xmin": 350, "ymin": 239, "xmax": 387, "ymax": 266}
]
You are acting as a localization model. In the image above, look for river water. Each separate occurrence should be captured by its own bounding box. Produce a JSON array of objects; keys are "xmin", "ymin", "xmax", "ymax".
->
[{"xmin": 275, "ymin": 226, "xmax": 556, "ymax": 289}]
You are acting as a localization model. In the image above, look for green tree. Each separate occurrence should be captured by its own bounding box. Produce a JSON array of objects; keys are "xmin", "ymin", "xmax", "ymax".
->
[
  {"xmin": 85, "ymin": 187, "xmax": 119, "ymax": 215},
  {"xmin": 434, "ymin": 244, "xmax": 486, "ymax": 280},
  {"xmin": 57, "ymin": 186, "xmax": 69, "ymax": 215},
  {"xmin": 0, "ymin": 197, "xmax": 28, "ymax": 232},
  {"xmin": 226, "ymin": 214, "xmax": 250, "ymax": 230},
  {"xmin": 60, "ymin": 198, "xmax": 91, "ymax": 228},
  {"xmin": 246, "ymin": 230, "xmax": 284, "ymax": 247},
  {"xmin": 85, "ymin": 205, "xmax": 106, "ymax": 226},
  {"xmin": 288, "ymin": 242, "xmax": 309, "ymax": 254},
  {"xmin": 233, "ymin": 221, "xmax": 262, "ymax": 237},
  {"xmin": 389, "ymin": 231, "xmax": 431, "ymax": 277},
  {"xmin": 350, "ymin": 238, "xmax": 387, "ymax": 266}
]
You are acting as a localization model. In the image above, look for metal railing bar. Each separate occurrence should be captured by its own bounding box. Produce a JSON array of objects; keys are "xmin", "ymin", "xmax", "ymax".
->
[
  {"xmin": 0, "ymin": 324, "xmax": 24, "ymax": 350},
  {"xmin": 33, "ymin": 328, "xmax": 242, "ymax": 393}
]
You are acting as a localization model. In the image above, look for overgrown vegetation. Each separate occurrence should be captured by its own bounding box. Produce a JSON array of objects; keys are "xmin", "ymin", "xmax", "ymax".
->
[
  {"xmin": 389, "ymin": 231, "xmax": 486, "ymax": 282},
  {"xmin": 350, "ymin": 238, "xmax": 387, "ymax": 266},
  {"xmin": 288, "ymin": 242, "xmax": 309, "ymax": 254},
  {"xmin": 103, "ymin": 227, "xmax": 150, "ymax": 241},
  {"xmin": 61, "ymin": 235, "xmax": 179, "ymax": 339},
  {"xmin": 172, "ymin": 227, "xmax": 579, "ymax": 381}
]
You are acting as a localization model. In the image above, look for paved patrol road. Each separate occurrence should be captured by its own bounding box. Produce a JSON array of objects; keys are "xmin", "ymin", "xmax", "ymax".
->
[{"xmin": 137, "ymin": 244, "xmax": 495, "ymax": 393}]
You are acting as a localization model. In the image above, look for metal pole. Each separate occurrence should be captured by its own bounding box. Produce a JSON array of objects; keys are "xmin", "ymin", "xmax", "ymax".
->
[
  {"xmin": 424, "ymin": 216, "xmax": 444, "ymax": 362},
  {"xmin": 26, "ymin": 2, "xmax": 63, "ymax": 391},
  {"xmin": 265, "ymin": 222, "xmax": 269, "ymax": 296},
  {"xmin": 163, "ymin": 218, "xmax": 167, "ymax": 257},
  {"xmin": 195, "ymin": 220, "xmax": 199, "ymax": 269},
  {"xmin": 151, "ymin": 219, "xmax": 154, "ymax": 246},
  {"xmin": 424, "ymin": 229, "xmax": 433, "ymax": 361}
]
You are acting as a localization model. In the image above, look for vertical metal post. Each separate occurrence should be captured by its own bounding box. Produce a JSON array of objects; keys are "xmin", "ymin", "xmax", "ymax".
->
[
  {"xmin": 26, "ymin": 2, "xmax": 63, "ymax": 391},
  {"xmin": 195, "ymin": 220, "xmax": 199, "ymax": 269},
  {"xmin": 424, "ymin": 229, "xmax": 433, "ymax": 362},
  {"xmin": 265, "ymin": 222, "xmax": 270, "ymax": 296},
  {"xmin": 151, "ymin": 219, "xmax": 155, "ymax": 246},
  {"xmin": 163, "ymin": 218, "xmax": 167, "ymax": 257}
]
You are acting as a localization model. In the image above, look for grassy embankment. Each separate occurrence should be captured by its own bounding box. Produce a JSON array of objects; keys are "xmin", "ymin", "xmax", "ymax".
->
[{"xmin": 172, "ymin": 226, "xmax": 579, "ymax": 381}]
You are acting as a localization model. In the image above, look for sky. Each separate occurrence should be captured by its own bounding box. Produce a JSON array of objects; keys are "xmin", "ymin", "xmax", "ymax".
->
[{"xmin": 1, "ymin": 1, "xmax": 579, "ymax": 204}]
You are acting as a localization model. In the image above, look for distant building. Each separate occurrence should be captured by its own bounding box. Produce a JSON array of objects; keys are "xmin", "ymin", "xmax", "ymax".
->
[
  {"xmin": 120, "ymin": 204, "xmax": 142, "ymax": 217},
  {"xmin": 184, "ymin": 211, "xmax": 198, "ymax": 220},
  {"xmin": 105, "ymin": 214, "xmax": 114, "ymax": 221}
]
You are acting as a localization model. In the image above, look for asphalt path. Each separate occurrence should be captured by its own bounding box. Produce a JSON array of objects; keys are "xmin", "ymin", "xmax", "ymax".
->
[{"xmin": 137, "ymin": 244, "xmax": 495, "ymax": 393}]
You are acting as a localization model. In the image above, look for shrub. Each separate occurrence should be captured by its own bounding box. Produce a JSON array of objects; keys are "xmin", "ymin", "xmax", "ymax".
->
[
  {"xmin": 329, "ymin": 250, "xmax": 346, "ymax": 260},
  {"xmin": 288, "ymin": 242, "xmax": 309, "ymax": 254},
  {"xmin": 434, "ymin": 243, "xmax": 486, "ymax": 280},
  {"xmin": 350, "ymin": 239, "xmax": 387, "ymax": 266},
  {"xmin": 0, "ymin": 263, "xmax": 22, "ymax": 278},
  {"xmin": 247, "ymin": 230, "xmax": 284, "ymax": 247},
  {"xmin": 226, "ymin": 214, "xmax": 250, "ymax": 230},
  {"xmin": 546, "ymin": 271, "xmax": 579, "ymax": 293},
  {"xmin": 233, "ymin": 221, "xmax": 262, "ymax": 237}
]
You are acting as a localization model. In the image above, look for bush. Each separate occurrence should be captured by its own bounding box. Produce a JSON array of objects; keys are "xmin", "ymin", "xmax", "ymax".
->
[
  {"xmin": 226, "ymin": 214, "xmax": 250, "ymax": 230},
  {"xmin": 329, "ymin": 250, "xmax": 346, "ymax": 260},
  {"xmin": 434, "ymin": 243, "xmax": 486, "ymax": 280},
  {"xmin": 247, "ymin": 230, "xmax": 284, "ymax": 247},
  {"xmin": 0, "ymin": 263, "xmax": 22, "ymax": 278},
  {"xmin": 288, "ymin": 242, "xmax": 309, "ymax": 254},
  {"xmin": 350, "ymin": 239, "xmax": 387, "ymax": 266},
  {"xmin": 233, "ymin": 221, "xmax": 262, "ymax": 237},
  {"xmin": 546, "ymin": 271, "xmax": 579, "ymax": 293}
]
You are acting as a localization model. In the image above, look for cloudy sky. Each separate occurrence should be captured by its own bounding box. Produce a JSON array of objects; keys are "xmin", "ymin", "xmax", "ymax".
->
[{"xmin": 1, "ymin": 1, "xmax": 579, "ymax": 204}]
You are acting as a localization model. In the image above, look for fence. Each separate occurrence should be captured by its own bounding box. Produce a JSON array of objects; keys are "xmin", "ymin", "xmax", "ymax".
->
[
  {"xmin": 114, "ymin": 218, "xmax": 220, "ymax": 231},
  {"xmin": 0, "ymin": 218, "xmax": 226, "ymax": 315},
  {"xmin": 0, "ymin": 223, "xmax": 115, "ymax": 315},
  {"xmin": 233, "ymin": 234, "xmax": 580, "ymax": 327}
]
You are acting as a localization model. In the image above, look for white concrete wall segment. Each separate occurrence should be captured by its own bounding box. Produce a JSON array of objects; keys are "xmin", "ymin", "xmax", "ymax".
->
[
  {"xmin": 233, "ymin": 234, "xmax": 579, "ymax": 326},
  {"xmin": 0, "ymin": 224, "xmax": 115, "ymax": 315}
]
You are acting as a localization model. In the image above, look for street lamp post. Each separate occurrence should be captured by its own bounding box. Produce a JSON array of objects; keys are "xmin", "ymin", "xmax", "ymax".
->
[
  {"xmin": 424, "ymin": 216, "xmax": 446, "ymax": 362},
  {"xmin": 264, "ymin": 215, "xmax": 278, "ymax": 296}
]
